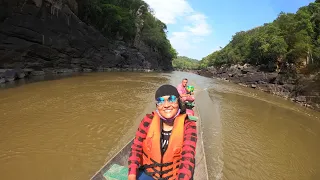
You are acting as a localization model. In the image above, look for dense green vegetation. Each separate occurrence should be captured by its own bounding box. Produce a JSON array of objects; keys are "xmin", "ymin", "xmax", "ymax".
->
[
  {"xmin": 172, "ymin": 56, "xmax": 200, "ymax": 70},
  {"xmin": 77, "ymin": 0, "xmax": 177, "ymax": 59},
  {"xmin": 200, "ymin": 1, "xmax": 320, "ymax": 73}
]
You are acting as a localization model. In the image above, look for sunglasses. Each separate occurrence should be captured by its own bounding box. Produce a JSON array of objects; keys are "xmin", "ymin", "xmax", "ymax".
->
[{"xmin": 156, "ymin": 95, "xmax": 178, "ymax": 106}]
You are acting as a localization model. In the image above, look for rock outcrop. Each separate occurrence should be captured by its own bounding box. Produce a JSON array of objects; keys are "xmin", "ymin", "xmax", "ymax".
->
[
  {"xmin": 0, "ymin": 0, "xmax": 172, "ymax": 84},
  {"xmin": 196, "ymin": 64, "xmax": 320, "ymax": 111}
]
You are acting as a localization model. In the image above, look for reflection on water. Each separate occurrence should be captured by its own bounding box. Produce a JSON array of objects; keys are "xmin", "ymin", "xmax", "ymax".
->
[
  {"xmin": 0, "ymin": 73, "xmax": 83, "ymax": 89},
  {"xmin": 0, "ymin": 71, "xmax": 319, "ymax": 180}
]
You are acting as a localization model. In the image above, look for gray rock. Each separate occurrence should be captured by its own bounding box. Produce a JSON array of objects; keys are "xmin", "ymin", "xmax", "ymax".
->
[
  {"xmin": 31, "ymin": 70, "xmax": 45, "ymax": 76},
  {"xmin": 3, "ymin": 69, "xmax": 16, "ymax": 81},
  {"xmin": 0, "ymin": 1, "xmax": 171, "ymax": 72},
  {"xmin": 83, "ymin": 68, "xmax": 92, "ymax": 72},
  {"xmin": 196, "ymin": 64, "xmax": 320, "ymax": 111},
  {"xmin": 72, "ymin": 68, "xmax": 81, "ymax": 72},
  {"xmin": 0, "ymin": 78, "xmax": 5, "ymax": 84},
  {"xmin": 265, "ymin": 73, "xmax": 278, "ymax": 83},
  {"xmin": 55, "ymin": 69, "xmax": 74, "ymax": 74},
  {"xmin": 295, "ymin": 96, "xmax": 307, "ymax": 102}
]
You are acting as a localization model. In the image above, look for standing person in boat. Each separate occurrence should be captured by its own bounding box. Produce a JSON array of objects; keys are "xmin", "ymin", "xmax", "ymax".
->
[
  {"xmin": 177, "ymin": 78, "xmax": 195, "ymax": 102},
  {"xmin": 128, "ymin": 84, "xmax": 197, "ymax": 180}
]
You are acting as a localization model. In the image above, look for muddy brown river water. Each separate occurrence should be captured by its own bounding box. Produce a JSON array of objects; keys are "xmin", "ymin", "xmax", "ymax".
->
[{"xmin": 0, "ymin": 71, "xmax": 319, "ymax": 180}]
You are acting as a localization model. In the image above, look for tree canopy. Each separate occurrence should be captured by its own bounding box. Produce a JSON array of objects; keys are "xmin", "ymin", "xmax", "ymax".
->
[
  {"xmin": 77, "ymin": 0, "xmax": 177, "ymax": 59},
  {"xmin": 172, "ymin": 56, "xmax": 200, "ymax": 70},
  {"xmin": 200, "ymin": 1, "xmax": 320, "ymax": 73}
]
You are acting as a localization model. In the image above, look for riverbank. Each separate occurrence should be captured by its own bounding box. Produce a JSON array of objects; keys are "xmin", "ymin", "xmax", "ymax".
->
[
  {"xmin": 0, "ymin": 0, "xmax": 174, "ymax": 81},
  {"xmin": 193, "ymin": 64, "xmax": 320, "ymax": 112},
  {"xmin": 0, "ymin": 67, "xmax": 159, "ymax": 87}
]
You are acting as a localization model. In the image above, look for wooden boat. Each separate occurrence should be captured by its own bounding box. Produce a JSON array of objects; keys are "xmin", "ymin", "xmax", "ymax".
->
[{"xmin": 90, "ymin": 99, "xmax": 208, "ymax": 180}]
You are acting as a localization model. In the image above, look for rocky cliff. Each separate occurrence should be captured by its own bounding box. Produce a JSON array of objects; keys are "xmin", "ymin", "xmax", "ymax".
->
[
  {"xmin": 197, "ymin": 64, "xmax": 320, "ymax": 111},
  {"xmin": 0, "ymin": 0, "xmax": 172, "ymax": 81}
]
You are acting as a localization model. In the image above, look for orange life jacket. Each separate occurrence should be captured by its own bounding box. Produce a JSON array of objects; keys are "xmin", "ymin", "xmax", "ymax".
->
[{"xmin": 142, "ymin": 112, "xmax": 186, "ymax": 179}]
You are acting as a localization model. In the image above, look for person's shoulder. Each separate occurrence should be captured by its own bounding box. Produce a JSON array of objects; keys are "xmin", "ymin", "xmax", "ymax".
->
[
  {"xmin": 139, "ymin": 113, "xmax": 154, "ymax": 129},
  {"xmin": 146, "ymin": 112, "xmax": 154, "ymax": 119},
  {"xmin": 183, "ymin": 115, "xmax": 197, "ymax": 126},
  {"xmin": 183, "ymin": 116, "xmax": 197, "ymax": 133},
  {"xmin": 184, "ymin": 114, "xmax": 197, "ymax": 122},
  {"xmin": 141, "ymin": 112, "xmax": 154, "ymax": 122}
]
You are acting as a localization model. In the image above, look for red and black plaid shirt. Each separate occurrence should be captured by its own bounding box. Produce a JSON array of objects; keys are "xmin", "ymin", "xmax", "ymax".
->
[{"xmin": 128, "ymin": 112, "xmax": 197, "ymax": 179}]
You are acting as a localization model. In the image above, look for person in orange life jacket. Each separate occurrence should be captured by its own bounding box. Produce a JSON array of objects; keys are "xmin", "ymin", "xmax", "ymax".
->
[{"xmin": 128, "ymin": 84, "xmax": 198, "ymax": 180}]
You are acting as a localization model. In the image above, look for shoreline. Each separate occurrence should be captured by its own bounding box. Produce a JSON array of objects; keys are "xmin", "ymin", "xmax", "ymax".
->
[
  {"xmin": 176, "ymin": 68, "xmax": 320, "ymax": 112},
  {"xmin": 0, "ymin": 67, "xmax": 167, "ymax": 89},
  {"xmin": 3, "ymin": 67, "xmax": 319, "ymax": 112},
  {"xmin": 0, "ymin": 67, "xmax": 161, "ymax": 83}
]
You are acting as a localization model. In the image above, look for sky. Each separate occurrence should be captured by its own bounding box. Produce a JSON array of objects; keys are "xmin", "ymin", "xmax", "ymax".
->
[{"xmin": 143, "ymin": 0, "xmax": 315, "ymax": 60}]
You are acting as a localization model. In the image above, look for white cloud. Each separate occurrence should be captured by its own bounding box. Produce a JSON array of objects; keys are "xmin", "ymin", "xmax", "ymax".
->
[
  {"xmin": 184, "ymin": 13, "xmax": 211, "ymax": 36},
  {"xmin": 144, "ymin": 0, "xmax": 212, "ymax": 58},
  {"xmin": 169, "ymin": 32, "xmax": 192, "ymax": 53},
  {"xmin": 144, "ymin": 0, "xmax": 193, "ymax": 24}
]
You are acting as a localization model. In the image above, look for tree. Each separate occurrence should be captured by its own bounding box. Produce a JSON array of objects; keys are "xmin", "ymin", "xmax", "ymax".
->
[
  {"xmin": 199, "ymin": 1, "xmax": 320, "ymax": 74},
  {"xmin": 76, "ymin": 0, "xmax": 177, "ymax": 65},
  {"xmin": 172, "ymin": 56, "xmax": 200, "ymax": 70}
]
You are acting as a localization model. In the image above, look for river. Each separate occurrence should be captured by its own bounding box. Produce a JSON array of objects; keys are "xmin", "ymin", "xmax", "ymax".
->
[{"xmin": 0, "ymin": 71, "xmax": 319, "ymax": 180}]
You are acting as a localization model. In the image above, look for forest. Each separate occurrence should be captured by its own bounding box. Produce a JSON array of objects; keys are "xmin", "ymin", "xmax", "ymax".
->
[
  {"xmin": 172, "ymin": 56, "xmax": 200, "ymax": 70},
  {"xmin": 198, "ymin": 0, "xmax": 320, "ymax": 74}
]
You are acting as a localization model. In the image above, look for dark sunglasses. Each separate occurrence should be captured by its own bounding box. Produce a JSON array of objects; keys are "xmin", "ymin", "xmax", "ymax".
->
[{"xmin": 156, "ymin": 95, "xmax": 178, "ymax": 106}]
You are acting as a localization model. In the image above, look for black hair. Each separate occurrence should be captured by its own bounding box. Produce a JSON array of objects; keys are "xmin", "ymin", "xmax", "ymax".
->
[
  {"xmin": 154, "ymin": 84, "xmax": 186, "ymax": 114},
  {"xmin": 155, "ymin": 84, "xmax": 180, "ymax": 100},
  {"xmin": 178, "ymin": 98, "xmax": 186, "ymax": 114}
]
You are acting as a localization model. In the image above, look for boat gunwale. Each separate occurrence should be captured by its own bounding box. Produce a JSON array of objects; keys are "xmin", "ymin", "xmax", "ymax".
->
[
  {"xmin": 193, "ymin": 98, "xmax": 209, "ymax": 180},
  {"xmin": 90, "ymin": 139, "xmax": 134, "ymax": 180}
]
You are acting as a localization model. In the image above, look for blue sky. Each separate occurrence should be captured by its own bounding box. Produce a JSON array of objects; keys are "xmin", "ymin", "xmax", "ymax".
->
[{"xmin": 144, "ymin": 0, "xmax": 315, "ymax": 60}]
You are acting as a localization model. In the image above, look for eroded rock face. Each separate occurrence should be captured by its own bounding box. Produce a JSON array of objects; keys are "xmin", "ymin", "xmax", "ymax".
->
[
  {"xmin": 0, "ymin": 0, "xmax": 171, "ymax": 72},
  {"xmin": 196, "ymin": 64, "xmax": 320, "ymax": 111},
  {"xmin": 32, "ymin": 0, "xmax": 43, "ymax": 7}
]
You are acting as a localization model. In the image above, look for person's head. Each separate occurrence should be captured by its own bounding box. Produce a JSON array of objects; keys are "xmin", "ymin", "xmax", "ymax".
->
[
  {"xmin": 182, "ymin": 78, "xmax": 188, "ymax": 87},
  {"xmin": 155, "ymin": 84, "xmax": 184, "ymax": 122}
]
